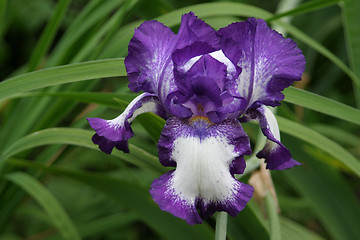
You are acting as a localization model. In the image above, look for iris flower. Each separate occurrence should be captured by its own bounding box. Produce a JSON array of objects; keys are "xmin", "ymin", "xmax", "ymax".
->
[{"xmin": 88, "ymin": 13, "xmax": 305, "ymax": 225}]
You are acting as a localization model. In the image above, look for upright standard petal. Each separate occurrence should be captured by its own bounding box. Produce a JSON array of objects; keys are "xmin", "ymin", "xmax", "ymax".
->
[
  {"xmin": 87, "ymin": 93, "xmax": 164, "ymax": 154},
  {"xmin": 175, "ymin": 12, "xmax": 220, "ymax": 50},
  {"xmin": 170, "ymin": 43, "xmax": 246, "ymax": 122},
  {"xmin": 151, "ymin": 117, "xmax": 253, "ymax": 224},
  {"xmin": 170, "ymin": 53, "xmax": 226, "ymax": 119},
  {"xmin": 243, "ymin": 106, "xmax": 301, "ymax": 170},
  {"xmin": 125, "ymin": 20, "xmax": 176, "ymax": 96},
  {"xmin": 217, "ymin": 18, "xmax": 305, "ymax": 110},
  {"xmin": 125, "ymin": 12, "xmax": 220, "ymax": 110}
]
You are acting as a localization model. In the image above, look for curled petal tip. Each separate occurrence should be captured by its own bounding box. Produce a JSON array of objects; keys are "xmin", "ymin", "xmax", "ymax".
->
[
  {"xmin": 91, "ymin": 134, "xmax": 129, "ymax": 154},
  {"xmin": 87, "ymin": 93, "xmax": 163, "ymax": 154},
  {"xmin": 257, "ymin": 142, "xmax": 301, "ymax": 170},
  {"xmin": 245, "ymin": 106, "xmax": 301, "ymax": 170}
]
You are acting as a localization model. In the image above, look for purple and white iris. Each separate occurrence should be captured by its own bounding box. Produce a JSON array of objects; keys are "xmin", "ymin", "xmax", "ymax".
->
[{"xmin": 88, "ymin": 13, "xmax": 305, "ymax": 225}]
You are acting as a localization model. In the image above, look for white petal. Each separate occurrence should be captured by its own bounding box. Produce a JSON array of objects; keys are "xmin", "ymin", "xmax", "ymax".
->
[
  {"xmin": 171, "ymin": 134, "xmax": 238, "ymax": 204},
  {"xmin": 210, "ymin": 50, "xmax": 237, "ymax": 78},
  {"xmin": 262, "ymin": 106, "xmax": 280, "ymax": 141},
  {"xmin": 111, "ymin": 93, "xmax": 160, "ymax": 125}
]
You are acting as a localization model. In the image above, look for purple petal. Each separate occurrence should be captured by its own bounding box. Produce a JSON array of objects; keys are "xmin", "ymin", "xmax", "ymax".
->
[
  {"xmin": 171, "ymin": 44, "xmax": 246, "ymax": 121},
  {"xmin": 125, "ymin": 12, "xmax": 220, "ymax": 109},
  {"xmin": 243, "ymin": 106, "xmax": 301, "ymax": 170},
  {"xmin": 150, "ymin": 170, "xmax": 203, "ymax": 225},
  {"xmin": 125, "ymin": 20, "xmax": 176, "ymax": 95},
  {"xmin": 172, "ymin": 41, "xmax": 217, "ymax": 77},
  {"xmin": 170, "ymin": 54, "xmax": 227, "ymax": 119},
  {"xmin": 176, "ymin": 12, "xmax": 220, "ymax": 50},
  {"xmin": 87, "ymin": 93, "xmax": 163, "ymax": 154},
  {"xmin": 150, "ymin": 170, "xmax": 253, "ymax": 225},
  {"xmin": 217, "ymin": 18, "xmax": 305, "ymax": 110},
  {"xmin": 197, "ymin": 181, "xmax": 254, "ymax": 219},
  {"xmin": 257, "ymin": 141, "xmax": 301, "ymax": 170},
  {"xmin": 88, "ymin": 117, "xmax": 132, "ymax": 142},
  {"xmin": 152, "ymin": 116, "xmax": 253, "ymax": 223},
  {"xmin": 92, "ymin": 134, "xmax": 129, "ymax": 154}
]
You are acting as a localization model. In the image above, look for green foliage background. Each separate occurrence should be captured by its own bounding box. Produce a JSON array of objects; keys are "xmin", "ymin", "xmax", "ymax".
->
[{"xmin": 0, "ymin": 0, "xmax": 359, "ymax": 239}]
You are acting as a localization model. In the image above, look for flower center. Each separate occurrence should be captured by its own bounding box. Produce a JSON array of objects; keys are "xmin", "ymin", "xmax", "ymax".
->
[
  {"xmin": 188, "ymin": 115, "xmax": 213, "ymax": 140},
  {"xmin": 189, "ymin": 115, "xmax": 213, "ymax": 128}
]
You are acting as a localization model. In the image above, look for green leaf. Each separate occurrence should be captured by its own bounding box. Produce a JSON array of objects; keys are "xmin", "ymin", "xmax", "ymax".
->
[
  {"xmin": 101, "ymin": 2, "xmax": 273, "ymax": 58},
  {"xmin": 310, "ymin": 123, "xmax": 360, "ymax": 147},
  {"xmin": 284, "ymin": 87, "xmax": 360, "ymax": 125},
  {"xmin": 282, "ymin": 139, "xmax": 360, "ymax": 240},
  {"xmin": 0, "ymin": 128, "xmax": 165, "ymax": 173},
  {"xmin": 13, "ymin": 91, "xmax": 137, "ymax": 109},
  {"xmin": 278, "ymin": 21, "xmax": 360, "ymax": 88},
  {"xmin": 280, "ymin": 217, "xmax": 325, "ymax": 240},
  {"xmin": 157, "ymin": 2, "xmax": 272, "ymax": 23},
  {"xmin": 48, "ymin": 0, "xmax": 125, "ymax": 66},
  {"xmin": 0, "ymin": 0, "xmax": 7, "ymax": 40},
  {"xmin": 277, "ymin": 116, "xmax": 360, "ymax": 177},
  {"xmin": 72, "ymin": 0, "xmax": 138, "ymax": 63},
  {"xmin": 341, "ymin": 0, "xmax": 360, "ymax": 106},
  {"xmin": 227, "ymin": 200, "xmax": 269, "ymax": 240},
  {"xmin": 76, "ymin": 213, "xmax": 137, "ymax": 238},
  {"xmin": 5, "ymin": 172, "xmax": 81, "ymax": 240},
  {"xmin": 5, "ymin": 159, "xmax": 214, "ymax": 240},
  {"xmin": 267, "ymin": 0, "xmax": 340, "ymax": 21},
  {"xmin": 27, "ymin": 0, "xmax": 72, "ymax": 71},
  {"xmin": 137, "ymin": 113, "xmax": 166, "ymax": 142},
  {"xmin": 265, "ymin": 192, "xmax": 281, "ymax": 240},
  {"xmin": 0, "ymin": 58, "xmax": 126, "ymax": 102}
]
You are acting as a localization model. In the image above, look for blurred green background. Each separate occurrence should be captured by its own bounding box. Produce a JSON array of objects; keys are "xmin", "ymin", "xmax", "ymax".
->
[{"xmin": 0, "ymin": 0, "xmax": 359, "ymax": 239}]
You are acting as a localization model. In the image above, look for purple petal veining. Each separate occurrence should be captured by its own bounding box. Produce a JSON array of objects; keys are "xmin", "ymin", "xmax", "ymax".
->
[
  {"xmin": 217, "ymin": 18, "xmax": 305, "ymax": 110},
  {"xmin": 152, "ymin": 117, "xmax": 253, "ymax": 224}
]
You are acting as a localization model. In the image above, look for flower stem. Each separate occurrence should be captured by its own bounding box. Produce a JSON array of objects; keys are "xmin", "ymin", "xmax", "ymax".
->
[{"xmin": 214, "ymin": 212, "xmax": 228, "ymax": 240}]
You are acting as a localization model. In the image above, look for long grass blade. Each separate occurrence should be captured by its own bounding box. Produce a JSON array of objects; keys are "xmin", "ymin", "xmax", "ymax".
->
[
  {"xmin": 283, "ymin": 142, "xmax": 360, "ymax": 240},
  {"xmin": 76, "ymin": 213, "xmax": 137, "ymax": 238},
  {"xmin": 277, "ymin": 116, "xmax": 360, "ymax": 177},
  {"xmin": 310, "ymin": 124, "xmax": 360, "ymax": 146},
  {"xmin": 27, "ymin": 0, "xmax": 72, "ymax": 71},
  {"xmin": 341, "ymin": 0, "xmax": 360, "ymax": 107},
  {"xmin": 0, "ymin": 128, "xmax": 165, "ymax": 173},
  {"xmin": 6, "ymin": 172, "xmax": 81, "ymax": 240},
  {"xmin": 5, "ymin": 159, "xmax": 214, "ymax": 240},
  {"xmin": 48, "ymin": 0, "xmax": 125, "ymax": 66},
  {"xmin": 72, "ymin": 0, "xmax": 138, "ymax": 63},
  {"xmin": 284, "ymin": 87, "xmax": 360, "ymax": 125},
  {"xmin": 265, "ymin": 192, "xmax": 281, "ymax": 240},
  {"xmin": 280, "ymin": 217, "xmax": 325, "ymax": 240},
  {"xmin": 227, "ymin": 202, "xmax": 270, "ymax": 240},
  {"xmin": 14, "ymin": 91, "xmax": 136, "ymax": 109},
  {"xmin": 267, "ymin": 0, "xmax": 340, "ymax": 21},
  {"xmin": 275, "ymin": 20, "xmax": 360, "ymax": 88},
  {"xmin": 0, "ymin": 58, "xmax": 126, "ymax": 102}
]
